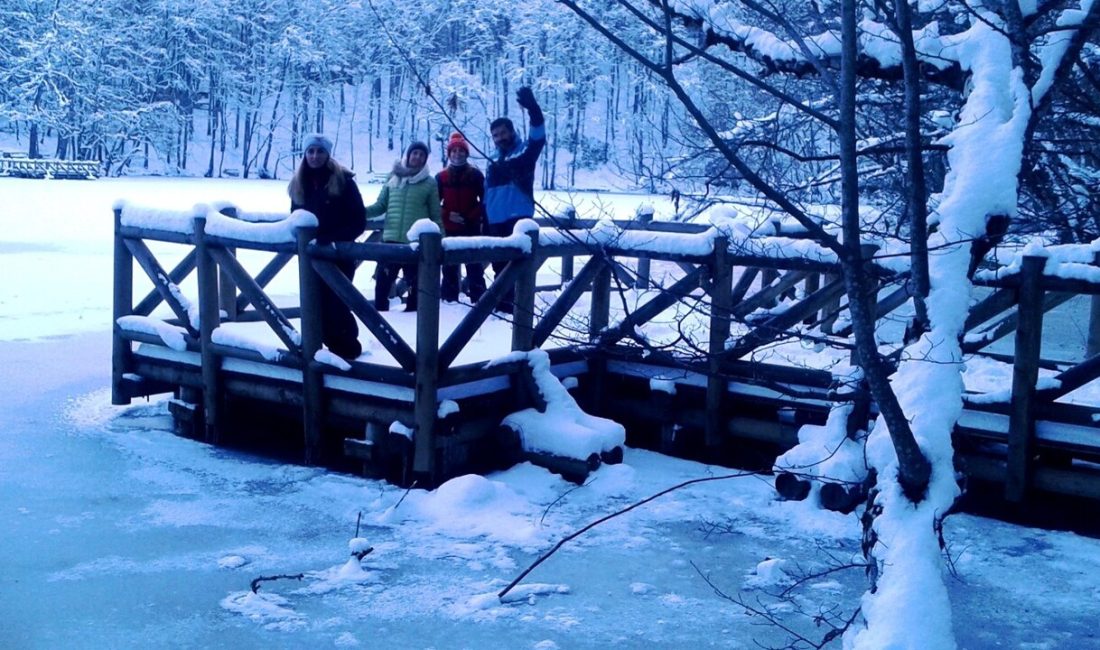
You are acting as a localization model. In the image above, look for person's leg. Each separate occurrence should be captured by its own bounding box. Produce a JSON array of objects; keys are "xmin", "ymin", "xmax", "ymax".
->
[
  {"xmin": 322, "ymin": 261, "xmax": 362, "ymax": 359},
  {"xmin": 485, "ymin": 219, "xmax": 518, "ymax": 313},
  {"xmin": 441, "ymin": 264, "xmax": 460, "ymax": 302},
  {"xmin": 465, "ymin": 262, "xmax": 486, "ymax": 302},
  {"xmin": 374, "ymin": 262, "xmax": 395, "ymax": 311},
  {"xmin": 402, "ymin": 262, "xmax": 420, "ymax": 312}
]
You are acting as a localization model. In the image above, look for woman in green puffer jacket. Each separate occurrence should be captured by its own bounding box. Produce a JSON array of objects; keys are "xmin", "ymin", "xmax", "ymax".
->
[{"xmin": 365, "ymin": 141, "xmax": 442, "ymax": 312}]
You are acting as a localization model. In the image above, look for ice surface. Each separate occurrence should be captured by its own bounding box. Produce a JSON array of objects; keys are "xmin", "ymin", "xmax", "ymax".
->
[{"xmin": 2, "ymin": 177, "xmax": 1099, "ymax": 648}]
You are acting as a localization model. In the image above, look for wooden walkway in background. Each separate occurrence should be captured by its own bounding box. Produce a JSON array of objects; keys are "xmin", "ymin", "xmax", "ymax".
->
[{"xmin": 0, "ymin": 156, "xmax": 99, "ymax": 179}]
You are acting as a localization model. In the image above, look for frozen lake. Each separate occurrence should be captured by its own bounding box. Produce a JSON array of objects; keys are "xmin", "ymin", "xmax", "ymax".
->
[{"xmin": 2, "ymin": 177, "xmax": 1099, "ymax": 649}]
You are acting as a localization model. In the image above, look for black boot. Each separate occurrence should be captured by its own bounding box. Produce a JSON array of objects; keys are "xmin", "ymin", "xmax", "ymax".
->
[{"xmin": 328, "ymin": 339, "xmax": 362, "ymax": 361}]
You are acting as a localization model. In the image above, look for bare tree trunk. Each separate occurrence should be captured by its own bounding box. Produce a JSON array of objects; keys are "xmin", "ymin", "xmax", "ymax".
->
[
  {"xmin": 388, "ymin": 68, "xmax": 400, "ymax": 152},
  {"xmin": 838, "ymin": 0, "xmax": 930, "ymax": 500},
  {"xmin": 217, "ymin": 101, "xmax": 227, "ymax": 176},
  {"xmin": 893, "ymin": 0, "xmax": 930, "ymax": 338},
  {"xmin": 261, "ymin": 59, "xmax": 289, "ymax": 178},
  {"xmin": 28, "ymin": 123, "xmax": 40, "ymax": 159},
  {"xmin": 242, "ymin": 112, "xmax": 253, "ymax": 178},
  {"xmin": 548, "ymin": 89, "xmax": 558, "ymax": 190},
  {"xmin": 206, "ymin": 100, "xmax": 219, "ymax": 178},
  {"xmin": 348, "ymin": 84, "xmax": 359, "ymax": 170}
]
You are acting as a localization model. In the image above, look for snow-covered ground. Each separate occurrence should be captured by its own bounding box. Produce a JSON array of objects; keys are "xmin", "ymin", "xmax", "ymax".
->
[{"xmin": 2, "ymin": 177, "xmax": 1100, "ymax": 648}]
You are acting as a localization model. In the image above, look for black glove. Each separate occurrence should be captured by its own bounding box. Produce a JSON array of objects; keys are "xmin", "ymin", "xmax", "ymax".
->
[
  {"xmin": 516, "ymin": 86, "xmax": 544, "ymax": 127},
  {"xmin": 516, "ymin": 86, "xmax": 537, "ymax": 109}
]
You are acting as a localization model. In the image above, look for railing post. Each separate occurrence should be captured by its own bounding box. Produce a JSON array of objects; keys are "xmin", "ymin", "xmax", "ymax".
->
[
  {"xmin": 706, "ymin": 236, "xmax": 733, "ymax": 450},
  {"xmin": 820, "ymin": 270, "xmax": 842, "ymax": 334},
  {"xmin": 590, "ymin": 256, "xmax": 611, "ymax": 340},
  {"xmin": 1006, "ymin": 254, "xmax": 1047, "ymax": 502},
  {"xmin": 635, "ymin": 204, "xmax": 654, "ymax": 289},
  {"xmin": 112, "ymin": 207, "xmax": 134, "ymax": 405},
  {"xmin": 586, "ymin": 255, "xmax": 613, "ymax": 416},
  {"xmin": 512, "ymin": 229, "xmax": 539, "ymax": 352},
  {"xmin": 218, "ymin": 206, "xmax": 239, "ymax": 321},
  {"xmin": 413, "ymin": 230, "xmax": 443, "ymax": 484},
  {"xmin": 802, "ymin": 272, "xmax": 821, "ymax": 325},
  {"xmin": 760, "ymin": 268, "xmax": 780, "ymax": 308},
  {"xmin": 194, "ymin": 214, "xmax": 222, "ymax": 444},
  {"xmin": 560, "ymin": 207, "xmax": 576, "ymax": 283},
  {"xmin": 1087, "ymin": 251, "xmax": 1100, "ymax": 358},
  {"xmin": 297, "ymin": 225, "xmax": 324, "ymax": 465}
]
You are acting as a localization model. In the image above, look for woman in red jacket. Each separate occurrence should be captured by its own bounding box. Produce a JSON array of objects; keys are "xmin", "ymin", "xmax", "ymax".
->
[{"xmin": 436, "ymin": 133, "xmax": 486, "ymax": 303}]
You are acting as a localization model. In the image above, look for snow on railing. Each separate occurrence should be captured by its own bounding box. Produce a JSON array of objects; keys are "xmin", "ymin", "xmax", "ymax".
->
[
  {"xmin": 114, "ymin": 200, "xmax": 851, "ymax": 264},
  {"xmin": 116, "ymin": 201, "xmax": 317, "ymax": 244},
  {"xmin": 976, "ymin": 238, "xmax": 1100, "ymax": 283}
]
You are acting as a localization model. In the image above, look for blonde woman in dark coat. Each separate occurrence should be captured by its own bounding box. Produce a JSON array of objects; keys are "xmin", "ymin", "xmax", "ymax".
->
[{"xmin": 288, "ymin": 133, "xmax": 366, "ymax": 359}]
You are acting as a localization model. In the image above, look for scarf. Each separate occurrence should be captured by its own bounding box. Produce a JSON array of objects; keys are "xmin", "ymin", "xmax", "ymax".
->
[{"xmin": 387, "ymin": 160, "xmax": 430, "ymax": 187}]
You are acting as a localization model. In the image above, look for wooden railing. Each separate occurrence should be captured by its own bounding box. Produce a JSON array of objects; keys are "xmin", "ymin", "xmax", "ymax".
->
[{"xmin": 111, "ymin": 203, "xmax": 1100, "ymax": 496}]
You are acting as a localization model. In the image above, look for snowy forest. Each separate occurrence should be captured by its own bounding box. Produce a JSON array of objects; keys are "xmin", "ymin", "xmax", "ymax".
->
[
  {"xmin": 1, "ymin": 0, "xmax": 1092, "ymax": 232},
  {"xmin": 0, "ymin": 0, "xmax": 705, "ymax": 188},
  {"xmin": 3, "ymin": 1, "xmax": 1100, "ymax": 648}
]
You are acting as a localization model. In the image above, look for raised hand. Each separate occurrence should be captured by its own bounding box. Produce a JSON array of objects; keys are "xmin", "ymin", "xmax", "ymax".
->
[{"xmin": 516, "ymin": 86, "xmax": 537, "ymax": 110}]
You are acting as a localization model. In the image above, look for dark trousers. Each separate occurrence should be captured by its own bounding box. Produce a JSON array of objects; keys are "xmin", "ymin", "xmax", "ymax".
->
[
  {"xmin": 441, "ymin": 262, "xmax": 486, "ymax": 302},
  {"xmin": 375, "ymin": 261, "xmax": 419, "ymax": 311},
  {"xmin": 321, "ymin": 260, "xmax": 362, "ymax": 359},
  {"xmin": 485, "ymin": 218, "xmax": 523, "ymax": 313}
]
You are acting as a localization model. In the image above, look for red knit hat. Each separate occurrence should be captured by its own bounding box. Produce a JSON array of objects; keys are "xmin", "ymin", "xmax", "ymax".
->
[{"xmin": 446, "ymin": 132, "xmax": 469, "ymax": 154}]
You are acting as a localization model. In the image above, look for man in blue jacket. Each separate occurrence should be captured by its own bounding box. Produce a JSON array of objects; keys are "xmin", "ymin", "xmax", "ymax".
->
[{"xmin": 484, "ymin": 86, "xmax": 545, "ymax": 314}]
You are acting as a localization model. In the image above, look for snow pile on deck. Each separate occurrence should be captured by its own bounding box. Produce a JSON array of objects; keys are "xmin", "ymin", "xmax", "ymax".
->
[
  {"xmin": 774, "ymin": 402, "xmax": 867, "ymax": 498},
  {"xmin": 498, "ymin": 350, "xmax": 625, "ymax": 460}
]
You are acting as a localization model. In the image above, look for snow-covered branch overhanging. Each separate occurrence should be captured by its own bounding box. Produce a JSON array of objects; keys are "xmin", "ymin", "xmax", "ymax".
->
[{"xmin": 663, "ymin": 0, "xmax": 967, "ymax": 90}]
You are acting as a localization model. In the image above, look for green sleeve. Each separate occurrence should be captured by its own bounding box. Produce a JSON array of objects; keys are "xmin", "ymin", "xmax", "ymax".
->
[{"xmin": 364, "ymin": 185, "xmax": 389, "ymax": 217}]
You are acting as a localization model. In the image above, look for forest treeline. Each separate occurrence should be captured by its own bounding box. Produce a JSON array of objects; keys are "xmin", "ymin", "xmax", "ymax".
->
[
  {"xmin": 1, "ymin": 0, "xmax": 1096, "ymax": 242},
  {"xmin": 0, "ymin": 0, "xmax": 711, "ymax": 188}
]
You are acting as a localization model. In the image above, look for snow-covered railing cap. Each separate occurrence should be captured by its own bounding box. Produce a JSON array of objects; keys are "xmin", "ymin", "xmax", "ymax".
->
[
  {"xmin": 729, "ymin": 236, "xmax": 840, "ymax": 264},
  {"xmin": 235, "ymin": 210, "xmax": 293, "ymax": 224},
  {"xmin": 513, "ymin": 218, "xmax": 540, "ymax": 236},
  {"xmin": 439, "ymin": 220, "xmax": 539, "ymax": 254},
  {"xmin": 407, "ymin": 218, "xmax": 441, "ymax": 243},
  {"xmin": 208, "ymin": 200, "xmax": 237, "ymax": 214},
  {"xmin": 538, "ymin": 217, "xmax": 618, "ymax": 248},
  {"xmin": 554, "ymin": 206, "xmax": 578, "ymax": 220},
  {"xmin": 203, "ymin": 207, "xmax": 317, "ymax": 244},
  {"xmin": 119, "ymin": 202, "xmax": 208, "ymax": 234},
  {"xmin": 208, "ymin": 202, "xmax": 289, "ymax": 224},
  {"xmin": 977, "ymin": 238, "xmax": 1100, "ymax": 284}
]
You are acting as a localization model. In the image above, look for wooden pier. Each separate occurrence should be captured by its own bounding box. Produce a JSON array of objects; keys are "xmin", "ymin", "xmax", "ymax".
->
[
  {"xmin": 111, "ymin": 203, "xmax": 1100, "ymax": 501},
  {"xmin": 0, "ymin": 155, "xmax": 100, "ymax": 179}
]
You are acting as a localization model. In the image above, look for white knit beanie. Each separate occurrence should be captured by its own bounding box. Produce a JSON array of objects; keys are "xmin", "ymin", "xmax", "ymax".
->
[{"xmin": 302, "ymin": 133, "xmax": 333, "ymax": 155}]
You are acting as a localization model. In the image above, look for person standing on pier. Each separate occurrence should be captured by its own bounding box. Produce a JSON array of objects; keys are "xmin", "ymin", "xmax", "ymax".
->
[
  {"xmin": 365, "ymin": 141, "xmax": 442, "ymax": 312},
  {"xmin": 436, "ymin": 132, "xmax": 486, "ymax": 303},
  {"xmin": 484, "ymin": 86, "xmax": 545, "ymax": 314},
  {"xmin": 288, "ymin": 133, "xmax": 366, "ymax": 360}
]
